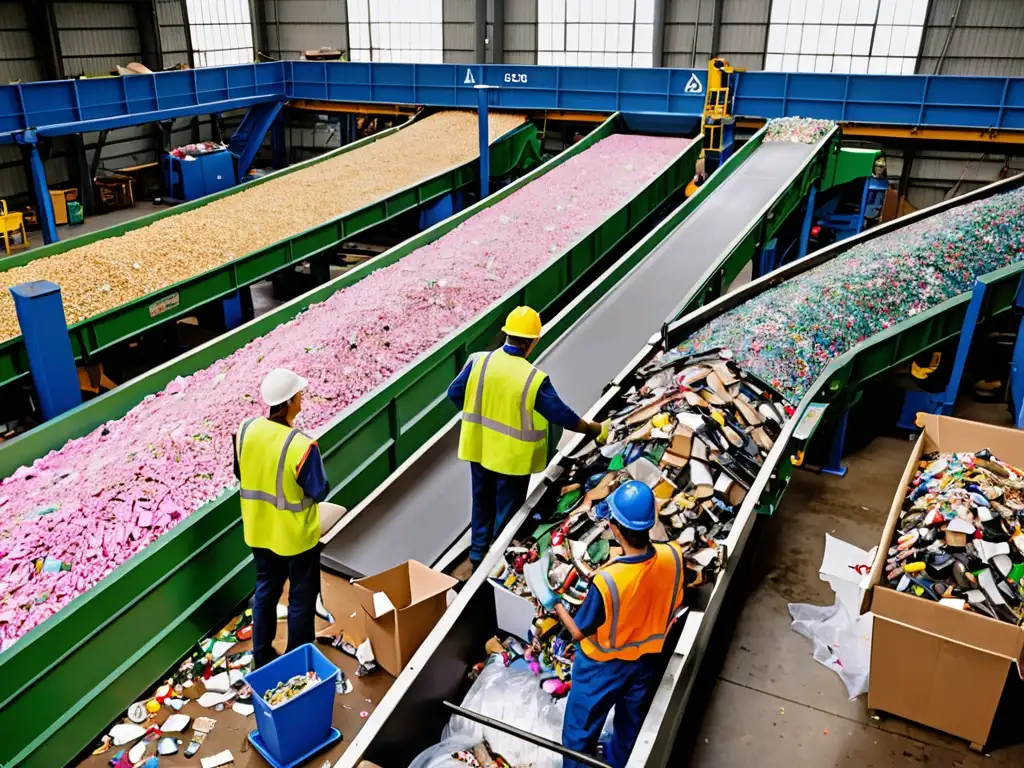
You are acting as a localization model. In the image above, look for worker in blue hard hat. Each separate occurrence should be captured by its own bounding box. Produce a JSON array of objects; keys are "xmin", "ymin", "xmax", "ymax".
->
[
  {"xmin": 234, "ymin": 368, "xmax": 348, "ymax": 668},
  {"xmin": 537, "ymin": 480, "xmax": 686, "ymax": 768},
  {"xmin": 449, "ymin": 306, "xmax": 610, "ymax": 569}
]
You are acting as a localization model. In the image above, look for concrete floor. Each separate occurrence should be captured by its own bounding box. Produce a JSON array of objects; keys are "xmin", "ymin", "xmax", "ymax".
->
[
  {"xmin": 22, "ymin": 203, "xmax": 157, "ymax": 251},
  {"xmin": 688, "ymin": 399, "xmax": 1024, "ymax": 768}
]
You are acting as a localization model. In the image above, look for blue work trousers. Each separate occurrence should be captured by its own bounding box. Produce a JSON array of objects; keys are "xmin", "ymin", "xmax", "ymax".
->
[
  {"xmin": 562, "ymin": 652, "xmax": 658, "ymax": 768},
  {"xmin": 251, "ymin": 546, "xmax": 321, "ymax": 668},
  {"xmin": 469, "ymin": 462, "xmax": 530, "ymax": 564}
]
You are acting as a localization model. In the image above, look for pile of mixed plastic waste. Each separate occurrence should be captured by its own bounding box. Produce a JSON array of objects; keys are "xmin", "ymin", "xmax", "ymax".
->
[
  {"xmin": 763, "ymin": 116, "xmax": 835, "ymax": 144},
  {"xmin": 263, "ymin": 670, "xmax": 321, "ymax": 707},
  {"xmin": 487, "ymin": 351, "xmax": 791, "ymax": 692},
  {"xmin": 675, "ymin": 185, "xmax": 1024, "ymax": 401},
  {"xmin": 0, "ymin": 132, "xmax": 689, "ymax": 649},
  {"xmin": 168, "ymin": 140, "xmax": 225, "ymax": 159},
  {"xmin": 886, "ymin": 449, "xmax": 1024, "ymax": 625}
]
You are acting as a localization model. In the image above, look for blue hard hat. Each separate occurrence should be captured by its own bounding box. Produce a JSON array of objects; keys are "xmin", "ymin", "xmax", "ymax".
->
[{"xmin": 608, "ymin": 480, "xmax": 656, "ymax": 531}]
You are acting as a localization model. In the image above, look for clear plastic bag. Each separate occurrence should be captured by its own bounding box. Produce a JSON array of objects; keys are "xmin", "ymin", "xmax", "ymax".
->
[
  {"xmin": 408, "ymin": 736, "xmax": 492, "ymax": 768},
  {"xmin": 788, "ymin": 535, "xmax": 875, "ymax": 700},
  {"xmin": 443, "ymin": 662, "xmax": 567, "ymax": 768}
]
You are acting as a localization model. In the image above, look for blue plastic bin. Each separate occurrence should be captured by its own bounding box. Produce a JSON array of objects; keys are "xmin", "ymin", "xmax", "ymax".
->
[{"xmin": 243, "ymin": 643, "xmax": 339, "ymax": 766}]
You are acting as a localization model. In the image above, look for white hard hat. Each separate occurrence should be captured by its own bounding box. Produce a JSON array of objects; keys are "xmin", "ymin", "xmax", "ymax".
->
[{"xmin": 260, "ymin": 368, "xmax": 309, "ymax": 407}]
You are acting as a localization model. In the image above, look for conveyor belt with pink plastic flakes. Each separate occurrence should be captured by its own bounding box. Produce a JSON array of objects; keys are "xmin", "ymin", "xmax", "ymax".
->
[{"xmin": 0, "ymin": 132, "xmax": 689, "ymax": 648}]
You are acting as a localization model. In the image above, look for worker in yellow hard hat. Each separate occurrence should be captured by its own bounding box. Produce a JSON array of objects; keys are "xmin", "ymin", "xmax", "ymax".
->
[
  {"xmin": 234, "ymin": 368, "xmax": 347, "ymax": 667},
  {"xmin": 449, "ymin": 307, "xmax": 610, "ymax": 569}
]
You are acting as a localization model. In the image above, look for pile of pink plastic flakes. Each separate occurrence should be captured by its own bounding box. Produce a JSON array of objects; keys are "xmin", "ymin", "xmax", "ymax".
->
[{"xmin": 0, "ymin": 132, "xmax": 690, "ymax": 648}]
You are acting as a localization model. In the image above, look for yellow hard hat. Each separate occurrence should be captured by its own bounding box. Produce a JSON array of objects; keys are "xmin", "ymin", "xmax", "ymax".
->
[{"xmin": 502, "ymin": 306, "xmax": 542, "ymax": 339}]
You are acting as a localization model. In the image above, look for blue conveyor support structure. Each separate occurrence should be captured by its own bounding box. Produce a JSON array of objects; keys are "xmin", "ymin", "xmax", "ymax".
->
[
  {"xmin": 228, "ymin": 100, "xmax": 286, "ymax": 179},
  {"xmin": 2, "ymin": 62, "xmax": 1022, "ymax": 244},
  {"xmin": 9, "ymin": 281, "xmax": 82, "ymax": 420}
]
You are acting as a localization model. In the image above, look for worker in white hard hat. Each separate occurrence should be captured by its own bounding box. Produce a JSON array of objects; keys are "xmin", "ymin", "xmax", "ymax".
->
[
  {"xmin": 449, "ymin": 306, "xmax": 610, "ymax": 570},
  {"xmin": 234, "ymin": 368, "xmax": 346, "ymax": 668}
]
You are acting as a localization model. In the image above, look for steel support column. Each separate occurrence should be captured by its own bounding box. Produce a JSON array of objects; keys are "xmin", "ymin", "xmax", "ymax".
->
[
  {"xmin": 475, "ymin": 85, "xmax": 497, "ymax": 198},
  {"xmin": 249, "ymin": 0, "xmax": 269, "ymax": 58},
  {"xmin": 652, "ymin": 0, "xmax": 666, "ymax": 67},
  {"xmin": 17, "ymin": 132, "xmax": 58, "ymax": 244},
  {"xmin": 492, "ymin": 0, "xmax": 505, "ymax": 65},
  {"xmin": 474, "ymin": 0, "xmax": 487, "ymax": 63},
  {"xmin": 710, "ymin": 0, "xmax": 723, "ymax": 57}
]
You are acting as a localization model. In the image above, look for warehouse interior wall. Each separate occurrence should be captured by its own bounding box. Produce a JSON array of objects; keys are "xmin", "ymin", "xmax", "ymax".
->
[{"xmin": 3, "ymin": 0, "xmax": 1024, "ymax": 212}]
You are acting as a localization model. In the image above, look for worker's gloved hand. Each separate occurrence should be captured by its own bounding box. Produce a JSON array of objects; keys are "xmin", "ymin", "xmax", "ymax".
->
[
  {"xmin": 523, "ymin": 552, "xmax": 561, "ymax": 612},
  {"xmin": 595, "ymin": 419, "xmax": 611, "ymax": 446}
]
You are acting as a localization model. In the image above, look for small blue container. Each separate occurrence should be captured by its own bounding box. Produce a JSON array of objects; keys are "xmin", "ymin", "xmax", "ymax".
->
[{"xmin": 243, "ymin": 643, "xmax": 340, "ymax": 766}]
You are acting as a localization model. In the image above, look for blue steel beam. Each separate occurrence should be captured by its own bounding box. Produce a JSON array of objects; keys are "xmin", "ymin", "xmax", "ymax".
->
[
  {"xmin": 227, "ymin": 100, "xmax": 286, "ymax": 179},
  {"xmin": 3, "ymin": 63, "xmax": 1023, "ymax": 145}
]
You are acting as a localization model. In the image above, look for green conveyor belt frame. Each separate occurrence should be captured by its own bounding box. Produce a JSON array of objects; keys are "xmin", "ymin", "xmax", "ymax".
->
[
  {"xmin": 0, "ymin": 113, "xmax": 541, "ymax": 394},
  {"xmin": 0, "ymin": 113, "xmax": 696, "ymax": 768}
]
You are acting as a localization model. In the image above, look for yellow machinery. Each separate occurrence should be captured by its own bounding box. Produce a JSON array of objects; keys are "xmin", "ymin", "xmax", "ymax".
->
[{"xmin": 702, "ymin": 58, "xmax": 740, "ymax": 171}]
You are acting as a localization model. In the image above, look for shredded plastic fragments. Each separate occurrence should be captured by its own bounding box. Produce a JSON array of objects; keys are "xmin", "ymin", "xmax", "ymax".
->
[
  {"xmin": 675, "ymin": 186, "xmax": 1024, "ymax": 401},
  {"xmin": 763, "ymin": 116, "xmax": 836, "ymax": 144},
  {"xmin": 0, "ymin": 132, "xmax": 688, "ymax": 649}
]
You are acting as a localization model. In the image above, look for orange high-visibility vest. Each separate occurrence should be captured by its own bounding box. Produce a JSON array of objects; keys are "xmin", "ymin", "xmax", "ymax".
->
[{"xmin": 579, "ymin": 543, "xmax": 685, "ymax": 662}]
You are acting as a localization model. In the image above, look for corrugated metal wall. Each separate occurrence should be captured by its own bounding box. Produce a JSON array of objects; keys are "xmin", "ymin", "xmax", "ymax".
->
[
  {"xmin": 441, "ymin": 0, "xmax": 537, "ymax": 65},
  {"xmin": 920, "ymin": 0, "xmax": 1024, "ymax": 77},
  {"xmin": 663, "ymin": 0, "xmax": 767, "ymax": 69},
  {"xmin": 0, "ymin": 2, "xmax": 39, "ymax": 200},
  {"xmin": 55, "ymin": 1, "xmax": 140, "ymax": 76},
  {"xmin": 717, "ymin": 0, "xmax": 767, "ymax": 70},
  {"xmin": 504, "ymin": 0, "xmax": 536, "ymax": 64},
  {"xmin": 887, "ymin": 150, "xmax": 1024, "ymax": 211},
  {"xmin": 443, "ymin": 0, "xmax": 475, "ymax": 64},
  {"xmin": 157, "ymin": 0, "xmax": 192, "ymax": 68},
  {"xmin": 264, "ymin": 0, "xmax": 349, "ymax": 60}
]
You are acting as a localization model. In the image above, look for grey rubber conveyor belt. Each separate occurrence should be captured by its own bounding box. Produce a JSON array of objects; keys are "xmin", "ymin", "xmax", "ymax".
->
[{"xmin": 321, "ymin": 140, "xmax": 818, "ymax": 578}]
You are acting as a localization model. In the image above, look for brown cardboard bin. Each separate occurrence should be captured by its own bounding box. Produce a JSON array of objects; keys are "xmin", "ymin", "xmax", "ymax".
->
[
  {"xmin": 347, "ymin": 560, "xmax": 458, "ymax": 678},
  {"xmin": 863, "ymin": 413, "xmax": 1024, "ymax": 749}
]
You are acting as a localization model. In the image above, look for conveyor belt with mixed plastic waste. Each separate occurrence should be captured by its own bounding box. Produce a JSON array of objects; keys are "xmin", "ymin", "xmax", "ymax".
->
[
  {"xmin": 0, "ymin": 114, "xmax": 697, "ymax": 768},
  {"xmin": 333, "ymin": 172, "xmax": 1024, "ymax": 768}
]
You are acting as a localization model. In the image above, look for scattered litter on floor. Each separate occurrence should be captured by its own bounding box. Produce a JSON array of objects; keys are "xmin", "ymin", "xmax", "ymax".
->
[
  {"xmin": 231, "ymin": 701, "xmax": 255, "ymax": 716},
  {"xmin": 199, "ymin": 748, "xmax": 234, "ymax": 768},
  {"xmin": 185, "ymin": 716, "xmax": 217, "ymax": 759},
  {"xmin": 360, "ymin": 710, "xmax": 369, "ymax": 718},
  {"xmin": 788, "ymin": 534, "xmax": 874, "ymax": 699}
]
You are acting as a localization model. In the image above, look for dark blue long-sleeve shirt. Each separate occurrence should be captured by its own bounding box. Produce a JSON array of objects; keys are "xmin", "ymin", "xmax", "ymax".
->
[{"xmin": 447, "ymin": 344, "xmax": 582, "ymax": 430}]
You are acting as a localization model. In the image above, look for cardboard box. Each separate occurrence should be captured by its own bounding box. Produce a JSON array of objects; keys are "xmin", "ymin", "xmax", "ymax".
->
[
  {"xmin": 864, "ymin": 413, "xmax": 1024, "ymax": 749},
  {"xmin": 348, "ymin": 560, "xmax": 458, "ymax": 677}
]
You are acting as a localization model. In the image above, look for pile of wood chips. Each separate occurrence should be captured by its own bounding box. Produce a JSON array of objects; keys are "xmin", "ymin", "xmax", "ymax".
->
[{"xmin": 0, "ymin": 110, "xmax": 525, "ymax": 343}]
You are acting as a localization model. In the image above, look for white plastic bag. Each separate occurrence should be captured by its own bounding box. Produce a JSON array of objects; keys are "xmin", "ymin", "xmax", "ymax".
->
[
  {"xmin": 787, "ymin": 534, "xmax": 875, "ymax": 700},
  {"xmin": 443, "ymin": 663, "xmax": 567, "ymax": 768},
  {"xmin": 409, "ymin": 736, "xmax": 492, "ymax": 768}
]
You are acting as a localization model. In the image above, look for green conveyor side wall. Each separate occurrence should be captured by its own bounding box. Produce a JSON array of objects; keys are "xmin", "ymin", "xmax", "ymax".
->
[
  {"xmin": 0, "ymin": 115, "xmax": 698, "ymax": 768},
  {"xmin": 0, "ymin": 116, "xmax": 542, "ymax": 392}
]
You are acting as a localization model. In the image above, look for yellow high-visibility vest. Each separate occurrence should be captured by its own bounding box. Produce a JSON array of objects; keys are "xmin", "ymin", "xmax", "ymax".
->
[
  {"xmin": 579, "ymin": 543, "xmax": 686, "ymax": 662},
  {"xmin": 457, "ymin": 349, "xmax": 549, "ymax": 476},
  {"xmin": 236, "ymin": 417, "xmax": 320, "ymax": 556}
]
